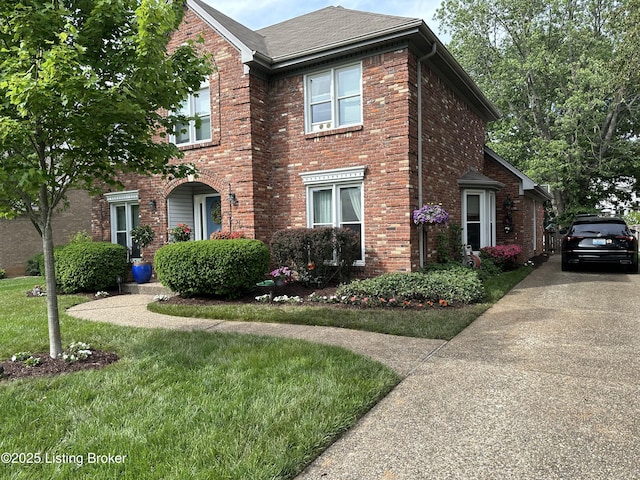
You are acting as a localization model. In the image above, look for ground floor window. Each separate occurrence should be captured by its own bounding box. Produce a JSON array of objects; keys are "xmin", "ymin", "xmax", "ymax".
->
[
  {"xmin": 301, "ymin": 166, "xmax": 366, "ymax": 265},
  {"xmin": 105, "ymin": 191, "xmax": 140, "ymax": 258},
  {"xmin": 462, "ymin": 189, "xmax": 495, "ymax": 252}
]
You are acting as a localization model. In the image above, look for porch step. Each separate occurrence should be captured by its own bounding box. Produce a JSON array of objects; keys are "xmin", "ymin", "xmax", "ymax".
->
[{"xmin": 121, "ymin": 281, "xmax": 174, "ymax": 296}]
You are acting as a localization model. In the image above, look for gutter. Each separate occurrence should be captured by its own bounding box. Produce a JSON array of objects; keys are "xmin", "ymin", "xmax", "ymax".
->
[{"xmin": 417, "ymin": 42, "xmax": 437, "ymax": 268}]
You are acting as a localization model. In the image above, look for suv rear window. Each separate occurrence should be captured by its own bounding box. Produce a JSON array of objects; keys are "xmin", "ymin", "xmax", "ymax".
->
[{"xmin": 572, "ymin": 222, "xmax": 629, "ymax": 236}]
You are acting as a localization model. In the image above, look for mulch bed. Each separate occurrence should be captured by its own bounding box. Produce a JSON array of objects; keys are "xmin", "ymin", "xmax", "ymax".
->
[{"xmin": 0, "ymin": 350, "xmax": 119, "ymax": 383}]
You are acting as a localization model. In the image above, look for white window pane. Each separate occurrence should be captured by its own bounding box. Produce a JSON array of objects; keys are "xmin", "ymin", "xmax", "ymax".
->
[
  {"xmin": 313, "ymin": 189, "xmax": 333, "ymax": 225},
  {"xmin": 194, "ymin": 89, "xmax": 210, "ymax": 116},
  {"xmin": 177, "ymin": 98, "xmax": 189, "ymax": 116},
  {"xmin": 337, "ymin": 66, "xmax": 360, "ymax": 97},
  {"xmin": 310, "ymin": 73, "xmax": 331, "ymax": 103},
  {"xmin": 467, "ymin": 195, "xmax": 480, "ymax": 222},
  {"xmin": 340, "ymin": 186, "xmax": 361, "ymax": 222},
  {"xmin": 115, "ymin": 205, "xmax": 126, "ymax": 231},
  {"xmin": 174, "ymin": 121, "xmax": 190, "ymax": 144},
  {"xmin": 339, "ymin": 97, "xmax": 361, "ymax": 125},
  {"xmin": 311, "ymin": 102, "xmax": 331, "ymax": 124},
  {"xmin": 196, "ymin": 116, "xmax": 211, "ymax": 141}
]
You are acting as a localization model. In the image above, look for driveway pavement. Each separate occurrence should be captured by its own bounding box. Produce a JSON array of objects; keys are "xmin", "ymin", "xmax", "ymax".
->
[
  {"xmin": 297, "ymin": 255, "xmax": 640, "ymax": 479},
  {"xmin": 68, "ymin": 255, "xmax": 640, "ymax": 479}
]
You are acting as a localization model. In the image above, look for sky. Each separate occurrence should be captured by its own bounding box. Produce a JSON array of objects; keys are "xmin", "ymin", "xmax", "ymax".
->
[{"xmin": 201, "ymin": 0, "xmax": 449, "ymax": 42}]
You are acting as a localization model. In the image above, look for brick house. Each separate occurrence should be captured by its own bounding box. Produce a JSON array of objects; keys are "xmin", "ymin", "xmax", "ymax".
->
[{"xmin": 91, "ymin": 0, "xmax": 550, "ymax": 276}]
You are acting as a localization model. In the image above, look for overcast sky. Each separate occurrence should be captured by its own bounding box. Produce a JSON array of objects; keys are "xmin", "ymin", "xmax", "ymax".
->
[{"xmin": 200, "ymin": 0, "xmax": 449, "ymax": 42}]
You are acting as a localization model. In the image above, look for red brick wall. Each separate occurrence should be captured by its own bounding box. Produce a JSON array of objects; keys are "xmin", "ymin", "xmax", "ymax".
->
[
  {"xmin": 483, "ymin": 155, "xmax": 546, "ymax": 261},
  {"xmin": 415, "ymin": 57, "xmax": 487, "ymax": 265},
  {"xmin": 2, "ymin": 190, "xmax": 92, "ymax": 277}
]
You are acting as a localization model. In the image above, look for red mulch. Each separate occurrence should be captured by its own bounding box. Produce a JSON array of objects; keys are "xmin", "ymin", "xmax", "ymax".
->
[{"xmin": 0, "ymin": 350, "xmax": 119, "ymax": 383}]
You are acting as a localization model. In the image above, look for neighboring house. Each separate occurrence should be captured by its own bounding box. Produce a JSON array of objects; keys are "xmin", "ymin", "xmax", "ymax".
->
[
  {"xmin": 92, "ymin": 1, "xmax": 549, "ymax": 276},
  {"xmin": 0, "ymin": 190, "xmax": 92, "ymax": 277}
]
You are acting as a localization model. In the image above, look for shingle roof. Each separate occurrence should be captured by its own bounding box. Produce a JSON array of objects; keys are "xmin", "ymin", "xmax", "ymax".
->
[{"xmin": 256, "ymin": 7, "xmax": 422, "ymax": 61}]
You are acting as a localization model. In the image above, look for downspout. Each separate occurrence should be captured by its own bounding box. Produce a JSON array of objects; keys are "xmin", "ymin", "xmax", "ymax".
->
[{"xmin": 417, "ymin": 42, "xmax": 437, "ymax": 268}]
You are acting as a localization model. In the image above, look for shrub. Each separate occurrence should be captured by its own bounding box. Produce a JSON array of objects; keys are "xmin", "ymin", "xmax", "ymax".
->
[
  {"xmin": 480, "ymin": 244, "xmax": 522, "ymax": 271},
  {"xmin": 0, "ymin": 268, "xmax": 5, "ymax": 279},
  {"xmin": 210, "ymin": 231, "xmax": 246, "ymax": 240},
  {"xmin": 154, "ymin": 239, "xmax": 270, "ymax": 298},
  {"xmin": 336, "ymin": 267, "xmax": 484, "ymax": 305},
  {"xmin": 270, "ymin": 227, "xmax": 360, "ymax": 286},
  {"xmin": 55, "ymin": 242, "xmax": 128, "ymax": 293},
  {"xmin": 26, "ymin": 253, "xmax": 42, "ymax": 276}
]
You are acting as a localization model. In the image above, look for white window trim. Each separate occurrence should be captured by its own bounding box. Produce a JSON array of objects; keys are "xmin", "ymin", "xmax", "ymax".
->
[
  {"xmin": 462, "ymin": 189, "xmax": 496, "ymax": 254},
  {"xmin": 304, "ymin": 63, "xmax": 363, "ymax": 133},
  {"xmin": 301, "ymin": 166, "xmax": 366, "ymax": 266},
  {"xmin": 170, "ymin": 82, "xmax": 211, "ymax": 146},
  {"xmin": 105, "ymin": 190, "xmax": 140, "ymax": 259}
]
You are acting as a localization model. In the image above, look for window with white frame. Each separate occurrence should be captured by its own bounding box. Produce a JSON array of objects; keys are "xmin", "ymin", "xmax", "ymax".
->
[
  {"xmin": 301, "ymin": 166, "xmax": 365, "ymax": 264},
  {"xmin": 173, "ymin": 84, "xmax": 211, "ymax": 145},
  {"xmin": 305, "ymin": 63, "xmax": 362, "ymax": 133},
  {"xmin": 462, "ymin": 190, "xmax": 496, "ymax": 253},
  {"xmin": 105, "ymin": 191, "xmax": 140, "ymax": 259}
]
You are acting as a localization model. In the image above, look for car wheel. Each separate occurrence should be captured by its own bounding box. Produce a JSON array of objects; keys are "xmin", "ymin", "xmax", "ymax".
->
[{"xmin": 627, "ymin": 261, "xmax": 639, "ymax": 274}]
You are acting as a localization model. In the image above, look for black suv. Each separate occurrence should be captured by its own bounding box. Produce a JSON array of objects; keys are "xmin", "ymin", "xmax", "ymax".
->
[{"xmin": 561, "ymin": 215, "xmax": 638, "ymax": 272}]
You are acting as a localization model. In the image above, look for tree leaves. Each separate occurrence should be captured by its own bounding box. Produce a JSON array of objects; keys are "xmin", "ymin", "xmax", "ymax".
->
[{"xmin": 437, "ymin": 0, "xmax": 640, "ymax": 219}]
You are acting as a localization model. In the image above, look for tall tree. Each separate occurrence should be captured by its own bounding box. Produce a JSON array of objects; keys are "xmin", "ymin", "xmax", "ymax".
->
[
  {"xmin": 436, "ymin": 0, "xmax": 640, "ymax": 222},
  {"xmin": 0, "ymin": 0, "xmax": 211, "ymax": 357}
]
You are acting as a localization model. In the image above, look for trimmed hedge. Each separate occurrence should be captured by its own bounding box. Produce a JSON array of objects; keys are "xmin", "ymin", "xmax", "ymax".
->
[
  {"xmin": 336, "ymin": 267, "xmax": 484, "ymax": 305},
  {"xmin": 270, "ymin": 227, "xmax": 360, "ymax": 286},
  {"xmin": 55, "ymin": 242, "xmax": 129, "ymax": 293},
  {"xmin": 154, "ymin": 239, "xmax": 270, "ymax": 298}
]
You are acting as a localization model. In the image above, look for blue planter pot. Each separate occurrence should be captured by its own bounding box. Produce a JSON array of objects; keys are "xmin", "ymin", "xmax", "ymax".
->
[{"xmin": 131, "ymin": 263, "xmax": 153, "ymax": 284}]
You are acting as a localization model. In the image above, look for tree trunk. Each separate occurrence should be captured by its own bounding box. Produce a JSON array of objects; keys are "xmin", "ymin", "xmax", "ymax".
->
[{"xmin": 42, "ymin": 220, "xmax": 62, "ymax": 358}]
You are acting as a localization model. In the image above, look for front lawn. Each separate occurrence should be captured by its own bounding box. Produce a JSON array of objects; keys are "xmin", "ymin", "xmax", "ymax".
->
[
  {"xmin": 149, "ymin": 266, "xmax": 534, "ymax": 339},
  {"xmin": 0, "ymin": 277, "xmax": 399, "ymax": 480}
]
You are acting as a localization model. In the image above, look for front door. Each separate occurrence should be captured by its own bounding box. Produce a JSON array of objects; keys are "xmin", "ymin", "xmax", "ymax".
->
[{"xmin": 194, "ymin": 194, "xmax": 222, "ymax": 240}]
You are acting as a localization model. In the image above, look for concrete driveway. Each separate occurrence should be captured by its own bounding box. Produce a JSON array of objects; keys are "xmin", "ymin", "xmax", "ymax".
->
[{"xmin": 297, "ymin": 255, "xmax": 640, "ymax": 479}]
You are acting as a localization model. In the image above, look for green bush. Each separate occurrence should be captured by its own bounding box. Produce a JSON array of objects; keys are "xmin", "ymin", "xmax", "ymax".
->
[
  {"xmin": 0, "ymin": 268, "xmax": 5, "ymax": 279},
  {"xmin": 55, "ymin": 242, "xmax": 128, "ymax": 293},
  {"xmin": 336, "ymin": 267, "xmax": 484, "ymax": 305},
  {"xmin": 26, "ymin": 253, "xmax": 42, "ymax": 276},
  {"xmin": 270, "ymin": 227, "xmax": 360, "ymax": 286},
  {"xmin": 154, "ymin": 239, "xmax": 270, "ymax": 298}
]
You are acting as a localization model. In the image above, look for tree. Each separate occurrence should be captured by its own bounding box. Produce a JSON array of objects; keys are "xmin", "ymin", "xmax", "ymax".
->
[
  {"xmin": 0, "ymin": 0, "xmax": 211, "ymax": 357},
  {"xmin": 436, "ymin": 0, "xmax": 640, "ymax": 223}
]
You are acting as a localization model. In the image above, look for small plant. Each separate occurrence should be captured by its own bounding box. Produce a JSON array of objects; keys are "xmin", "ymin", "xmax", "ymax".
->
[
  {"xmin": 60, "ymin": 341, "xmax": 92, "ymax": 362},
  {"xmin": 0, "ymin": 268, "xmax": 5, "ymax": 279},
  {"xmin": 270, "ymin": 266, "xmax": 293, "ymax": 284},
  {"xmin": 154, "ymin": 294, "xmax": 170, "ymax": 302},
  {"xmin": 95, "ymin": 291, "xmax": 110, "ymax": 298},
  {"xmin": 23, "ymin": 356, "xmax": 42, "ymax": 367},
  {"xmin": 130, "ymin": 225, "xmax": 155, "ymax": 260},
  {"xmin": 10, "ymin": 352, "xmax": 41, "ymax": 367},
  {"xmin": 169, "ymin": 223, "xmax": 192, "ymax": 242},
  {"xmin": 480, "ymin": 244, "xmax": 522, "ymax": 271}
]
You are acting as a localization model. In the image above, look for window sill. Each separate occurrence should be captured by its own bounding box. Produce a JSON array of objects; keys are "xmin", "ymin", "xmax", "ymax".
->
[
  {"xmin": 176, "ymin": 139, "xmax": 219, "ymax": 151},
  {"xmin": 305, "ymin": 125, "xmax": 363, "ymax": 140}
]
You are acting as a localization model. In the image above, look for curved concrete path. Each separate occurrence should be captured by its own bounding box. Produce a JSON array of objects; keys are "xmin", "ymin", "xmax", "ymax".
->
[
  {"xmin": 67, "ymin": 255, "xmax": 640, "ymax": 479},
  {"xmin": 67, "ymin": 293, "xmax": 446, "ymax": 378}
]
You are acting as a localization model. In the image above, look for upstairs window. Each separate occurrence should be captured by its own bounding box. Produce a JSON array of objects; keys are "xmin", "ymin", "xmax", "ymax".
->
[
  {"xmin": 174, "ymin": 84, "xmax": 211, "ymax": 145},
  {"xmin": 305, "ymin": 64, "xmax": 362, "ymax": 133}
]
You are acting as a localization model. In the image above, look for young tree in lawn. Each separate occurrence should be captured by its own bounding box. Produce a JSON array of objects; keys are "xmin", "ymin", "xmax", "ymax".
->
[
  {"xmin": 436, "ymin": 0, "xmax": 640, "ymax": 222},
  {"xmin": 0, "ymin": 0, "xmax": 211, "ymax": 357}
]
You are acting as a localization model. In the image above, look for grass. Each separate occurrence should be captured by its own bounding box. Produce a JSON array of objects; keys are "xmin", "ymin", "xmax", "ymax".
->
[
  {"xmin": 150, "ymin": 266, "xmax": 535, "ymax": 340},
  {"xmin": 0, "ymin": 277, "xmax": 399, "ymax": 480}
]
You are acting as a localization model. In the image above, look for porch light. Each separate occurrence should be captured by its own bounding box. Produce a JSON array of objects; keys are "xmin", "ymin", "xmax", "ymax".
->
[{"xmin": 148, "ymin": 199, "xmax": 157, "ymax": 212}]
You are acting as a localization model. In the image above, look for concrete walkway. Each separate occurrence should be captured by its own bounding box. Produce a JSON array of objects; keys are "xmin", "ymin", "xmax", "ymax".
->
[{"xmin": 67, "ymin": 255, "xmax": 640, "ymax": 479}]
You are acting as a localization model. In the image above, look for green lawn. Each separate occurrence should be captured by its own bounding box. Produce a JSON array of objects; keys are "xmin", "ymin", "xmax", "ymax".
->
[
  {"xmin": 0, "ymin": 277, "xmax": 399, "ymax": 480},
  {"xmin": 149, "ymin": 267, "xmax": 534, "ymax": 339}
]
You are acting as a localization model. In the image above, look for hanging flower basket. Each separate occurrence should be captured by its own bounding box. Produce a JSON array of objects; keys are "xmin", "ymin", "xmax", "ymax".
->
[{"xmin": 413, "ymin": 204, "xmax": 449, "ymax": 226}]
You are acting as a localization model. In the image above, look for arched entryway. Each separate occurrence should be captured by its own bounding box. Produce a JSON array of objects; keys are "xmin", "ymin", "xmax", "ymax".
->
[{"xmin": 167, "ymin": 182, "xmax": 222, "ymax": 240}]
